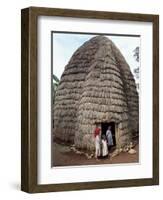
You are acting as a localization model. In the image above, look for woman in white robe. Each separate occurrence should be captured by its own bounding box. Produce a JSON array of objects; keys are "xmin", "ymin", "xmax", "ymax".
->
[
  {"xmin": 94, "ymin": 124, "xmax": 101, "ymax": 158},
  {"xmin": 95, "ymin": 134, "xmax": 101, "ymax": 158}
]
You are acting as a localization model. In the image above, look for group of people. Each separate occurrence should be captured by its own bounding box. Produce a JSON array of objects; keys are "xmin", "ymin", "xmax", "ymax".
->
[{"xmin": 94, "ymin": 124, "xmax": 113, "ymax": 159}]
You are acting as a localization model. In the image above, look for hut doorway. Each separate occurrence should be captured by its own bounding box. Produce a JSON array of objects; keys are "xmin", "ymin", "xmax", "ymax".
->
[{"xmin": 101, "ymin": 122, "xmax": 116, "ymax": 147}]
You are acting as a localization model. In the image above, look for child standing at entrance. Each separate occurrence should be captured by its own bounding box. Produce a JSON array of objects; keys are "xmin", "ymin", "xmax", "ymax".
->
[{"xmin": 101, "ymin": 135, "xmax": 108, "ymax": 158}]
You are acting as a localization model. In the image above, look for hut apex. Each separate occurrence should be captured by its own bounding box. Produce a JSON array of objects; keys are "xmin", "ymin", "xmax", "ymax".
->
[{"xmin": 53, "ymin": 35, "xmax": 139, "ymax": 151}]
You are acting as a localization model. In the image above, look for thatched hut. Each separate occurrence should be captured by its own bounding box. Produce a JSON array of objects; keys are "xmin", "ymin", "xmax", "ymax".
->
[{"xmin": 53, "ymin": 36, "xmax": 139, "ymax": 151}]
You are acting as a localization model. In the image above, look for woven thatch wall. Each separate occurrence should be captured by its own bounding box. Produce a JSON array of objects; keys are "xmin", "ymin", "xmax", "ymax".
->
[{"xmin": 53, "ymin": 36, "xmax": 139, "ymax": 150}]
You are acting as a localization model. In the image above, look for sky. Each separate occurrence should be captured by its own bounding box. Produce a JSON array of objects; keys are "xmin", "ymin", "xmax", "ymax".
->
[{"xmin": 52, "ymin": 33, "xmax": 140, "ymax": 83}]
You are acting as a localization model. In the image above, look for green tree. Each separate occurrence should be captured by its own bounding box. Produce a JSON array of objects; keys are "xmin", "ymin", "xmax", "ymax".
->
[
  {"xmin": 133, "ymin": 47, "xmax": 140, "ymax": 79},
  {"xmin": 133, "ymin": 46, "xmax": 140, "ymax": 92},
  {"xmin": 52, "ymin": 74, "xmax": 59, "ymax": 103},
  {"xmin": 133, "ymin": 46, "xmax": 140, "ymax": 62}
]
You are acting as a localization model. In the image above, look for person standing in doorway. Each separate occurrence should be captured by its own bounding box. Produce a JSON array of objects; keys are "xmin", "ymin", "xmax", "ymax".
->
[
  {"xmin": 101, "ymin": 135, "xmax": 108, "ymax": 158},
  {"xmin": 94, "ymin": 124, "xmax": 101, "ymax": 159},
  {"xmin": 106, "ymin": 126, "xmax": 113, "ymax": 150}
]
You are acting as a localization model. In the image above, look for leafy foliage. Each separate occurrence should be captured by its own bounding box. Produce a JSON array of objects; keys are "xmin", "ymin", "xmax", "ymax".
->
[
  {"xmin": 133, "ymin": 46, "xmax": 140, "ymax": 62},
  {"xmin": 52, "ymin": 74, "xmax": 60, "ymax": 103},
  {"xmin": 133, "ymin": 46, "xmax": 140, "ymax": 92},
  {"xmin": 133, "ymin": 67, "xmax": 139, "ymax": 79}
]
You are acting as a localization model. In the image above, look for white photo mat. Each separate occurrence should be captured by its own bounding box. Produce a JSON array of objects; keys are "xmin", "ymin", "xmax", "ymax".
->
[{"xmin": 37, "ymin": 16, "xmax": 153, "ymax": 184}]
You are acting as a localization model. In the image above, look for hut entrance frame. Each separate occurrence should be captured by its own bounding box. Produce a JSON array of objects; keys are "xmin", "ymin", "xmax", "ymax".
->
[{"xmin": 101, "ymin": 122, "xmax": 116, "ymax": 147}]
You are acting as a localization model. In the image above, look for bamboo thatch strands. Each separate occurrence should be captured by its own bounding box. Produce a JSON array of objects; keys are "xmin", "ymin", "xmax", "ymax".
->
[{"xmin": 53, "ymin": 36, "xmax": 139, "ymax": 150}]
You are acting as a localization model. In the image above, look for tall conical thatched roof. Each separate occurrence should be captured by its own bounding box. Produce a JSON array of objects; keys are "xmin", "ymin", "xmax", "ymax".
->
[{"xmin": 53, "ymin": 36, "xmax": 139, "ymax": 150}]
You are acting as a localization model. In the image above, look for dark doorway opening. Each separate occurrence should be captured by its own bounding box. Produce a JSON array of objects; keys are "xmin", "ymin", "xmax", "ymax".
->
[{"xmin": 101, "ymin": 122, "xmax": 116, "ymax": 147}]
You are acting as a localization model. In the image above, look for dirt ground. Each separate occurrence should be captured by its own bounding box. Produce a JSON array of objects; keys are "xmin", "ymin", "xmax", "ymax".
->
[{"xmin": 52, "ymin": 142, "xmax": 139, "ymax": 167}]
